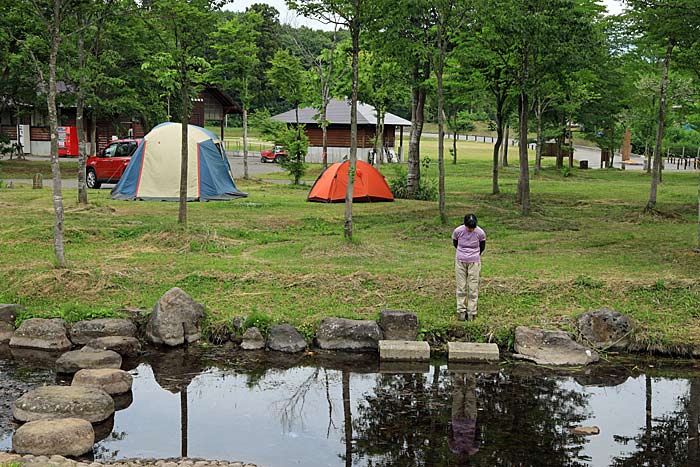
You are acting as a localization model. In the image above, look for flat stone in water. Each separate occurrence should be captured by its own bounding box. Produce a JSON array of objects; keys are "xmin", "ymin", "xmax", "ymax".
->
[
  {"xmin": 10, "ymin": 318, "xmax": 72, "ymax": 351},
  {"xmin": 72, "ymin": 368, "xmax": 133, "ymax": 395},
  {"xmin": 12, "ymin": 418, "xmax": 94, "ymax": 456},
  {"xmin": 379, "ymin": 340, "xmax": 430, "ymax": 361},
  {"xmin": 448, "ymin": 342, "xmax": 500, "ymax": 362},
  {"xmin": 85, "ymin": 336, "xmax": 141, "ymax": 358},
  {"xmin": 70, "ymin": 319, "xmax": 137, "ymax": 345},
  {"xmin": 56, "ymin": 347, "xmax": 122, "ymax": 374},
  {"xmin": 12, "ymin": 385, "xmax": 114, "ymax": 423}
]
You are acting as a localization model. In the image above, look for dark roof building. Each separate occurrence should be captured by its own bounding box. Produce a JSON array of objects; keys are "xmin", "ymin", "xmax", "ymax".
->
[{"xmin": 271, "ymin": 99, "xmax": 411, "ymax": 164}]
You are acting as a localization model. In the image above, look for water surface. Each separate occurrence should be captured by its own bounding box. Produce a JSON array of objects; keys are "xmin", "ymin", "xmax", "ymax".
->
[{"xmin": 1, "ymin": 346, "xmax": 699, "ymax": 467}]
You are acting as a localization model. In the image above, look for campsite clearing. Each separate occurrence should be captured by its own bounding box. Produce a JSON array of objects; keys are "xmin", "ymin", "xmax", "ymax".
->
[{"xmin": 0, "ymin": 139, "xmax": 698, "ymax": 352}]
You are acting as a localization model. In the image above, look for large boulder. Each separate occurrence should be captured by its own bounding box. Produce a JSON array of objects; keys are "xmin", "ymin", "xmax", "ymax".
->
[
  {"xmin": 12, "ymin": 386, "xmax": 114, "ymax": 423},
  {"xmin": 85, "ymin": 336, "xmax": 141, "ymax": 358},
  {"xmin": 146, "ymin": 287, "xmax": 204, "ymax": 346},
  {"xmin": 315, "ymin": 318, "xmax": 383, "ymax": 352},
  {"xmin": 240, "ymin": 327, "xmax": 265, "ymax": 350},
  {"xmin": 69, "ymin": 318, "xmax": 137, "ymax": 345},
  {"xmin": 379, "ymin": 310, "xmax": 419, "ymax": 341},
  {"xmin": 72, "ymin": 368, "xmax": 133, "ymax": 395},
  {"xmin": 12, "ymin": 418, "xmax": 94, "ymax": 456},
  {"xmin": 576, "ymin": 308, "xmax": 632, "ymax": 351},
  {"xmin": 10, "ymin": 318, "xmax": 72, "ymax": 351},
  {"xmin": 513, "ymin": 326, "xmax": 599, "ymax": 366},
  {"xmin": 267, "ymin": 325, "xmax": 307, "ymax": 353},
  {"xmin": 55, "ymin": 347, "xmax": 122, "ymax": 374}
]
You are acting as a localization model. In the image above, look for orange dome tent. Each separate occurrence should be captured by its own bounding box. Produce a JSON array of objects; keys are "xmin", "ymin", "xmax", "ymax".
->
[{"xmin": 307, "ymin": 160, "xmax": 394, "ymax": 203}]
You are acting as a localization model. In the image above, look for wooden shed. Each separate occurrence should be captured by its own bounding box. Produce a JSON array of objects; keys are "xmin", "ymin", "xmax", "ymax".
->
[{"xmin": 271, "ymin": 99, "xmax": 411, "ymax": 164}]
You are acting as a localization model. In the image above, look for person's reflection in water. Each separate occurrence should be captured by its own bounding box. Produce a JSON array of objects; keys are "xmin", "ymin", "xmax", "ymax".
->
[{"xmin": 449, "ymin": 372, "xmax": 480, "ymax": 464}]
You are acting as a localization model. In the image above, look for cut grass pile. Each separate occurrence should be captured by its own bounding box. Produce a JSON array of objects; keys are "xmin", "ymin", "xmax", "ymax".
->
[{"xmin": 1, "ymin": 138, "xmax": 698, "ymax": 352}]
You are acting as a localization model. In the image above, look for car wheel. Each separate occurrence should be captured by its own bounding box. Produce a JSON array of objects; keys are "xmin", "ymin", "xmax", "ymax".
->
[
  {"xmin": 86, "ymin": 169, "xmax": 101, "ymax": 189},
  {"xmin": 274, "ymin": 156, "xmax": 281, "ymax": 163},
  {"xmin": 260, "ymin": 157, "xmax": 266, "ymax": 163}
]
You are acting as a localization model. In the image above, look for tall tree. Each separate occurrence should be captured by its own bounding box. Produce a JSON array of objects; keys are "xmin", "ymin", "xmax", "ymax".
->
[
  {"xmin": 12, "ymin": 0, "xmax": 70, "ymax": 266},
  {"xmin": 266, "ymin": 49, "xmax": 310, "ymax": 185},
  {"xmin": 210, "ymin": 10, "xmax": 262, "ymax": 180},
  {"xmin": 625, "ymin": 0, "xmax": 700, "ymax": 211},
  {"xmin": 148, "ymin": 0, "xmax": 219, "ymax": 226},
  {"xmin": 289, "ymin": 0, "xmax": 368, "ymax": 240},
  {"xmin": 431, "ymin": 0, "xmax": 467, "ymax": 224}
]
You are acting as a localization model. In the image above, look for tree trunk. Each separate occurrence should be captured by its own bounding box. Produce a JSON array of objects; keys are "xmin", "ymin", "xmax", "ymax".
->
[
  {"xmin": 90, "ymin": 112, "xmax": 97, "ymax": 156},
  {"xmin": 321, "ymin": 101, "xmax": 328, "ymax": 170},
  {"xmin": 178, "ymin": 46, "xmax": 189, "ymax": 226},
  {"xmin": 452, "ymin": 128, "xmax": 457, "ymax": 165},
  {"xmin": 344, "ymin": 11, "xmax": 359, "ymax": 240},
  {"xmin": 342, "ymin": 370, "xmax": 352, "ymax": 467},
  {"xmin": 644, "ymin": 375, "xmax": 652, "ymax": 458},
  {"xmin": 436, "ymin": 18, "xmax": 447, "ymax": 224},
  {"xmin": 374, "ymin": 112, "xmax": 381, "ymax": 169},
  {"xmin": 517, "ymin": 89, "xmax": 530, "ymax": 215},
  {"xmin": 502, "ymin": 123, "xmax": 509, "ymax": 167},
  {"xmin": 697, "ymin": 170, "xmax": 699, "ymax": 251},
  {"xmin": 493, "ymin": 95, "xmax": 504, "ymax": 195},
  {"xmin": 556, "ymin": 113, "xmax": 565, "ymax": 169},
  {"xmin": 534, "ymin": 97, "xmax": 542, "ymax": 175},
  {"xmin": 408, "ymin": 66, "xmax": 428, "ymax": 195},
  {"xmin": 48, "ymin": 0, "xmax": 65, "ymax": 268},
  {"xmin": 76, "ymin": 25, "xmax": 88, "ymax": 205},
  {"xmin": 242, "ymin": 106, "xmax": 249, "ymax": 179},
  {"xmin": 646, "ymin": 37, "xmax": 675, "ymax": 211},
  {"xmin": 180, "ymin": 386, "xmax": 188, "ymax": 458}
]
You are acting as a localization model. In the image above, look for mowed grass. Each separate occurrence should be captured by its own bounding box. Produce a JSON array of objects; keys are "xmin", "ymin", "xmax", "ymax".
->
[
  {"xmin": 0, "ymin": 138, "xmax": 698, "ymax": 352},
  {"xmin": 0, "ymin": 159, "xmax": 79, "ymax": 179}
]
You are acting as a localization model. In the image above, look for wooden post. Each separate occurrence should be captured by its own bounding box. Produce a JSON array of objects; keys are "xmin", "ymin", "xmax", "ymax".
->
[
  {"xmin": 399, "ymin": 126, "xmax": 404, "ymax": 162},
  {"xmin": 32, "ymin": 173, "xmax": 43, "ymax": 189}
]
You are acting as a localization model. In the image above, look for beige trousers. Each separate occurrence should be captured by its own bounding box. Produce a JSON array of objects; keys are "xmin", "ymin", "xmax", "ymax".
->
[{"xmin": 455, "ymin": 260, "xmax": 480, "ymax": 315}]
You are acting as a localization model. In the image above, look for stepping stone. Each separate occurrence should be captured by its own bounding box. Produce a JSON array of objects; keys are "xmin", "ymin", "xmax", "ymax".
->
[
  {"xmin": 70, "ymin": 318, "xmax": 137, "ymax": 345},
  {"xmin": 10, "ymin": 318, "xmax": 72, "ymax": 351},
  {"xmin": 379, "ymin": 340, "xmax": 430, "ymax": 361},
  {"xmin": 55, "ymin": 347, "xmax": 122, "ymax": 374},
  {"xmin": 12, "ymin": 418, "xmax": 94, "ymax": 456},
  {"xmin": 13, "ymin": 385, "xmax": 114, "ymax": 423},
  {"xmin": 379, "ymin": 309, "xmax": 419, "ymax": 341},
  {"xmin": 85, "ymin": 336, "xmax": 141, "ymax": 358},
  {"xmin": 72, "ymin": 368, "xmax": 133, "ymax": 395},
  {"xmin": 448, "ymin": 342, "xmax": 500, "ymax": 362}
]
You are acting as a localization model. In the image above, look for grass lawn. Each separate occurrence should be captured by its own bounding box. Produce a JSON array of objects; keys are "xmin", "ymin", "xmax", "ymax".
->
[
  {"xmin": 0, "ymin": 159, "xmax": 79, "ymax": 179},
  {"xmin": 1, "ymin": 138, "xmax": 698, "ymax": 353}
]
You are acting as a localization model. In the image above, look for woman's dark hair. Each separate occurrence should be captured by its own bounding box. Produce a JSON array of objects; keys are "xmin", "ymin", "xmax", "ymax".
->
[{"xmin": 464, "ymin": 214, "xmax": 478, "ymax": 229}]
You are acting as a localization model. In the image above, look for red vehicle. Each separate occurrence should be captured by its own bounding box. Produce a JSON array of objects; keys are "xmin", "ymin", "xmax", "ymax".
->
[
  {"xmin": 260, "ymin": 145, "xmax": 287, "ymax": 163},
  {"xmin": 86, "ymin": 138, "xmax": 141, "ymax": 189}
]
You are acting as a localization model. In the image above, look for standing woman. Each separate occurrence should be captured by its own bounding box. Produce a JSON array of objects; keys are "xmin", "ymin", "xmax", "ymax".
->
[{"xmin": 452, "ymin": 214, "xmax": 486, "ymax": 321}]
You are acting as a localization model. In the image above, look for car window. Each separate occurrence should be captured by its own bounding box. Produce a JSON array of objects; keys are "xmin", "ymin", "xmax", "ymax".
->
[
  {"xmin": 103, "ymin": 144, "xmax": 117, "ymax": 158},
  {"xmin": 115, "ymin": 142, "xmax": 135, "ymax": 157}
]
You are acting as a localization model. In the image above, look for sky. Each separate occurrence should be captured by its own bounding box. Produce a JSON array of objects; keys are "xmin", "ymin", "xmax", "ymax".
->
[{"xmin": 225, "ymin": 0, "xmax": 627, "ymax": 31}]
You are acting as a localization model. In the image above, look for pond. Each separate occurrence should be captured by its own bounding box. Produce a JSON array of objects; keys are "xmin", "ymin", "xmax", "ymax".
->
[{"xmin": 1, "ymin": 344, "xmax": 700, "ymax": 467}]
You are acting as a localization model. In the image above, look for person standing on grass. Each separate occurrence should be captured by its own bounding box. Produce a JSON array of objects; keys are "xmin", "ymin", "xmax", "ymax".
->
[{"xmin": 452, "ymin": 214, "xmax": 486, "ymax": 321}]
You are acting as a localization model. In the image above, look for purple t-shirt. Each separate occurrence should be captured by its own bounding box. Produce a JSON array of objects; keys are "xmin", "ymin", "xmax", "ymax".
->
[{"xmin": 452, "ymin": 225, "xmax": 486, "ymax": 263}]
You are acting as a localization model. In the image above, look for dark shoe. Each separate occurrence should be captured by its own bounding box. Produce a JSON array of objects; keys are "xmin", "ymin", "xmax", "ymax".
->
[
  {"xmin": 458, "ymin": 312, "xmax": 466, "ymax": 321},
  {"xmin": 468, "ymin": 312, "xmax": 477, "ymax": 321}
]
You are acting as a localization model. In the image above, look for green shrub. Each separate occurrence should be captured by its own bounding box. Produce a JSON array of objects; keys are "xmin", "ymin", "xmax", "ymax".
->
[
  {"xmin": 388, "ymin": 162, "xmax": 437, "ymax": 201},
  {"xmin": 244, "ymin": 310, "xmax": 273, "ymax": 334}
]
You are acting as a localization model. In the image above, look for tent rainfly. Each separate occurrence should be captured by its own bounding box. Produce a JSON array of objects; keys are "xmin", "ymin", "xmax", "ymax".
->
[
  {"xmin": 111, "ymin": 122, "xmax": 247, "ymax": 201},
  {"xmin": 307, "ymin": 160, "xmax": 394, "ymax": 203}
]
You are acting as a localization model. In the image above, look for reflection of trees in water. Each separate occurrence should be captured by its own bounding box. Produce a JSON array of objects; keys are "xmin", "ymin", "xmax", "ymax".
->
[
  {"xmin": 612, "ymin": 377, "xmax": 700, "ymax": 467},
  {"xmin": 351, "ymin": 367, "xmax": 591, "ymax": 467}
]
